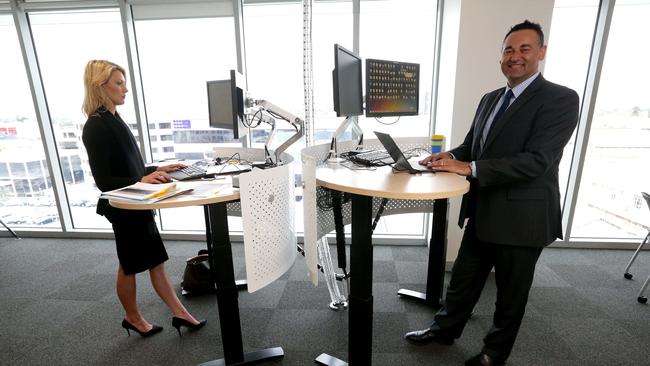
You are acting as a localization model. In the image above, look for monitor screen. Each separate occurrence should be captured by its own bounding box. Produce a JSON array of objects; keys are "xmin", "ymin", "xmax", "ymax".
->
[
  {"xmin": 207, "ymin": 70, "xmax": 246, "ymax": 139},
  {"xmin": 365, "ymin": 58, "xmax": 419, "ymax": 117},
  {"xmin": 332, "ymin": 44, "xmax": 363, "ymax": 117}
]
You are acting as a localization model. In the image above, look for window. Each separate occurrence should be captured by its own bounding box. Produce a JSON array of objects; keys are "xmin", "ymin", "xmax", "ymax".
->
[
  {"xmin": 546, "ymin": 0, "xmax": 599, "ymax": 211},
  {"xmin": 311, "ymin": 0, "xmax": 354, "ymax": 143},
  {"xmin": 358, "ymin": 0, "xmax": 436, "ymax": 139},
  {"xmin": 134, "ymin": 14, "xmax": 238, "ymax": 231},
  {"xmin": 358, "ymin": 0, "xmax": 438, "ymax": 237},
  {"xmin": 29, "ymin": 9, "xmax": 134, "ymax": 229},
  {"xmin": 0, "ymin": 13, "xmax": 60, "ymax": 228},
  {"xmin": 570, "ymin": 0, "xmax": 650, "ymax": 239}
]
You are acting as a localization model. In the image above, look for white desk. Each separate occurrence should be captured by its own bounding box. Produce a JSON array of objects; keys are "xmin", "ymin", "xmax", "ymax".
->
[{"xmin": 314, "ymin": 162, "xmax": 469, "ymax": 366}]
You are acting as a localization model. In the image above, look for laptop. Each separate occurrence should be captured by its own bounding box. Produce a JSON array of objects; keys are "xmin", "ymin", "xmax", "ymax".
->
[{"xmin": 373, "ymin": 131, "xmax": 433, "ymax": 173}]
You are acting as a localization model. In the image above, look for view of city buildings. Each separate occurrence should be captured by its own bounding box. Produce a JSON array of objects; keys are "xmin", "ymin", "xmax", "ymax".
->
[{"xmin": 1, "ymin": 0, "xmax": 649, "ymax": 245}]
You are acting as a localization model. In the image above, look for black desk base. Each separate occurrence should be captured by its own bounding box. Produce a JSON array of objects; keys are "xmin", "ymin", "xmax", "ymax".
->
[
  {"xmin": 197, "ymin": 347, "xmax": 284, "ymax": 366},
  {"xmin": 315, "ymin": 353, "xmax": 348, "ymax": 366},
  {"xmin": 199, "ymin": 203, "xmax": 283, "ymax": 366},
  {"xmin": 182, "ymin": 280, "xmax": 248, "ymax": 297},
  {"xmin": 397, "ymin": 198, "xmax": 448, "ymax": 309},
  {"xmin": 316, "ymin": 196, "xmax": 450, "ymax": 365}
]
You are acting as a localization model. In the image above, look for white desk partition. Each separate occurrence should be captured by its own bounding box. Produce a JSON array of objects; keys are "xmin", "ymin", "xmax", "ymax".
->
[
  {"xmin": 213, "ymin": 147, "xmax": 297, "ymax": 293},
  {"xmin": 239, "ymin": 161, "xmax": 296, "ymax": 293}
]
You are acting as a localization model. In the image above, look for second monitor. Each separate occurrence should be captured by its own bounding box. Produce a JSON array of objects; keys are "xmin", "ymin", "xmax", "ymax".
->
[
  {"xmin": 332, "ymin": 44, "xmax": 364, "ymax": 117},
  {"xmin": 365, "ymin": 58, "xmax": 419, "ymax": 117}
]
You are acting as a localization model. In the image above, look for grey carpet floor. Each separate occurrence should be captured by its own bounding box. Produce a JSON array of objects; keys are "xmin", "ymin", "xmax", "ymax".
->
[{"xmin": 0, "ymin": 236, "xmax": 648, "ymax": 365}]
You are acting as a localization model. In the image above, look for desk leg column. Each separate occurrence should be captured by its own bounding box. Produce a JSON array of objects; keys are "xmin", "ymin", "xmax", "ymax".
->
[
  {"xmin": 426, "ymin": 198, "xmax": 448, "ymax": 307},
  {"xmin": 199, "ymin": 203, "xmax": 284, "ymax": 366},
  {"xmin": 349, "ymin": 194, "xmax": 374, "ymax": 364},
  {"xmin": 205, "ymin": 203, "xmax": 244, "ymax": 364},
  {"xmin": 315, "ymin": 194, "xmax": 373, "ymax": 366},
  {"xmin": 397, "ymin": 198, "xmax": 449, "ymax": 308}
]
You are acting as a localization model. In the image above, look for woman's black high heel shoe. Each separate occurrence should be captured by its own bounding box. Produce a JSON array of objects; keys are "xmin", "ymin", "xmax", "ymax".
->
[
  {"xmin": 121, "ymin": 319, "xmax": 163, "ymax": 337},
  {"xmin": 171, "ymin": 316, "xmax": 207, "ymax": 337}
]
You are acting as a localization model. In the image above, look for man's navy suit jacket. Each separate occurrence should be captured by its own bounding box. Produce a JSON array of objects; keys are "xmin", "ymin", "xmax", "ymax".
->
[{"xmin": 449, "ymin": 75, "xmax": 579, "ymax": 247}]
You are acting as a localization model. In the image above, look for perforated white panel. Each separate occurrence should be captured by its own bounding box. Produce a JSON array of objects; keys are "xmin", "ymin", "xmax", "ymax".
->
[
  {"xmin": 239, "ymin": 162, "xmax": 296, "ymax": 293},
  {"xmin": 302, "ymin": 153, "xmax": 319, "ymax": 286}
]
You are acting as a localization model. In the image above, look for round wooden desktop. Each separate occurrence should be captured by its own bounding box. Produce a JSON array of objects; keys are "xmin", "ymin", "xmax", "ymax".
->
[
  {"xmin": 315, "ymin": 163, "xmax": 469, "ymax": 366},
  {"xmin": 316, "ymin": 163, "xmax": 469, "ymax": 200},
  {"xmin": 108, "ymin": 180, "xmax": 239, "ymax": 210}
]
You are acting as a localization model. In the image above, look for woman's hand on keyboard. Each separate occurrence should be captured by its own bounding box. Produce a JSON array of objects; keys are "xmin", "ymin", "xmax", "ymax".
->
[{"xmin": 156, "ymin": 163, "xmax": 187, "ymax": 172}]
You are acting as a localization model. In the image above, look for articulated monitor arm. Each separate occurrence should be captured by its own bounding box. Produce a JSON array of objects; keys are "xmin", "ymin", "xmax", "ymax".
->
[
  {"xmin": 253, "ymin": 99, "xmax": 305, "ymax": 165},
  {"xmin": 326, "ymin": 116, "xmax": 364, "ymax": 163}
]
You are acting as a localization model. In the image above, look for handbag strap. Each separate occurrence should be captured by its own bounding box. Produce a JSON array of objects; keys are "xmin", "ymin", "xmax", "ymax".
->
[{"xmin": 186, "ymin": 253, "xmax": 209, "ymax": 264}]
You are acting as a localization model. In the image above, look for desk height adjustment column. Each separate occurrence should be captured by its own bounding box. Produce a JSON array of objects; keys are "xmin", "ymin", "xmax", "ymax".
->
[
  {"xmin": 397, "ymin": 198, "xmax": 449, "ymax": 308},
  {"xmin": 198, "ymin": 202, "xmax": 284, "ymax": 366}
]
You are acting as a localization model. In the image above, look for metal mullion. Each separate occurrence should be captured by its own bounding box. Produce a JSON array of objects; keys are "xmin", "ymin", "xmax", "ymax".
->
[
  {"xmin": 424, "ymin": 0, "xmax": 443, "ymax": 247},
  {"xmin": 118, "ymin": 0, "xmax": 152, "ymax": 164},
  {"xmin": 17, "ymin": 1, "xmax": 117, "ymax": 12},
  {"xmin": 561, "ymin": 0, "xmax": 616, "ymax": 243},
  {"xmin": 233, "ymin": 0, "xmax": 250, "ymax": 148},
  {"xmin": 10, "ymin": 0, "xmax": 74, "ymax": 232}
]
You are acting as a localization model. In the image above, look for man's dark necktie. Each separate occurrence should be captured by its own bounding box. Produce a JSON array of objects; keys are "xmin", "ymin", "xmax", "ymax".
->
[{"xmin": 480, "ymin": 89, "xmax": 513, "ymax": 150}]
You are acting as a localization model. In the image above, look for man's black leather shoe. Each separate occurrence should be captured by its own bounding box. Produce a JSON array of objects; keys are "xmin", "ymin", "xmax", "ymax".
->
[
  {"xmin": 464, "ymin": 353, "xmax": 505, "ymax": 366},
  {"xmin": 403, "ymin": 327, "xmax": 454, "ymax": 345}
]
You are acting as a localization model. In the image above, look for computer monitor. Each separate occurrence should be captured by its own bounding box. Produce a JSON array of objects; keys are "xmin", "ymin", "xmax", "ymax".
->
[
  {"xmin": 365, "ymin": 58, "xmax": 419, "ymax": 117},
  {"xmin": 207, "ymin": 70, "xmax": 246, "ymax": 139},
  {"xmin": 332, "ymin": 44, "xmax": 363, "ymax": 117}
]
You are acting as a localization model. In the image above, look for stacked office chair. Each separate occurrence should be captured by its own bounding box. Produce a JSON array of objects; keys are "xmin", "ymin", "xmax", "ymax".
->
[{"xmin": 623, "ymin": 192, "xmax": 650, "ymax": 304}]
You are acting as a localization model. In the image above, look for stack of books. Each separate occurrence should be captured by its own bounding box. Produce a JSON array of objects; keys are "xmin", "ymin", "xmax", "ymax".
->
[{"xmin": 100, "ymin": 182, "xmax": 192, "ymax": 203}]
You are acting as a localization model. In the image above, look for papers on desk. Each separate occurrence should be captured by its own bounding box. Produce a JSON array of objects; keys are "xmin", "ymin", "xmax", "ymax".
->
[
  {"xmin": 189, "ymin": 183, "xmax": 230, "ymax": 198},
  {"xmin": 100, "ymin": 182, "xmax": 193, "ymax": 203}
]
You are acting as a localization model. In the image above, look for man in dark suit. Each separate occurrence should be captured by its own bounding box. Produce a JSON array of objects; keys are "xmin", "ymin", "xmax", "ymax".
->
[{"xmin": 404, "ymin": 20, "xmax": 579, "ymax": 366}]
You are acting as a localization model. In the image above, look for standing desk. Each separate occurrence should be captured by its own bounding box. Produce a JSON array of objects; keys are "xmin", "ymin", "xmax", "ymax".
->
[
  {"xmin": 110, "ymin": 178, "xmax": 284, "ymax": 366},
  {"xmin": 313, "ymin": 163, "xmax": 469, "ymax": 365}
]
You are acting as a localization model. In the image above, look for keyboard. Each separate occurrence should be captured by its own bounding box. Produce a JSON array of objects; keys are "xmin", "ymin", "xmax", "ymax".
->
[
  {"xmin": 168, "ymin": 165, "xmax": 208, "ymax": 181},
  {"xmin": 351, "ymin": 150, "xmax": 394, "ymax": 165}
]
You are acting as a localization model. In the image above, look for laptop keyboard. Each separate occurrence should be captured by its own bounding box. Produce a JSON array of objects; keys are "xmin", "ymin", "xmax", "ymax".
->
[
  {"xmin": 168, "ymin": 165, "xmax": 207, "ymax": 181},
  {"xmin": 351, "ymin": 150, "xmax": 394, "ymax": 165}
]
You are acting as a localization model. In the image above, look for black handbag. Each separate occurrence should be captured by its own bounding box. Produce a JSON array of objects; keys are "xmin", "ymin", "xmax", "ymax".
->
[{"xmin": 181, "ymin": 249, "xmax": 214, "ymax": 296}]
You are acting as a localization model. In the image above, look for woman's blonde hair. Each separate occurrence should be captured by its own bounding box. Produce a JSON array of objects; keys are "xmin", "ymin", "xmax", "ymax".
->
[{"xmin": 82, "ymin": 60, "xmax": 126, "ymax": 117}]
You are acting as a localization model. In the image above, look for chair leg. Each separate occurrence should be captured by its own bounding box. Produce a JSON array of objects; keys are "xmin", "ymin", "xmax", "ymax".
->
[
  {"xmin": 0, "ymin": 219, "xmax": 19, "ymax": 239},
  {"xmin": 638, "ymin": 275, "xmax": 649, "ymax": 304},
  {"xmin": 624, "ymin": 231, "xmax": 649, "ymax": 279}
]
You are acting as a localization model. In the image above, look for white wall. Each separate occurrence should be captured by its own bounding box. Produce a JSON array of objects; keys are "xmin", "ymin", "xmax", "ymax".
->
[{"xmin": 439, "ymin": 0, "xmax": 556, "ymax": 264}]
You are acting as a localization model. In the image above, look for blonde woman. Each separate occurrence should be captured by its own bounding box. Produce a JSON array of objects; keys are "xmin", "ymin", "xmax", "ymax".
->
[{"xmin": 82, "ymin": 60, "xmax": 206, "ymax": 337}]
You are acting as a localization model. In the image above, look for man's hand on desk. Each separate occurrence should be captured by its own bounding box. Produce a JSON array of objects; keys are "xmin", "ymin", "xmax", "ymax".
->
[
  {"xmin": 419, "ymin": 152, "xmax": 472, "ymax": 176},
  {"xmin": 419, "ymin": 152, "xmax": 453, "ymax": 165}
]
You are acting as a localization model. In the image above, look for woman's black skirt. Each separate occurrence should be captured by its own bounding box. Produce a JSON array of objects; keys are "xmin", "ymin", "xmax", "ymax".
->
[{"xmin": 106, "ymin": 209, "xmax": 168, "ymax": 275}]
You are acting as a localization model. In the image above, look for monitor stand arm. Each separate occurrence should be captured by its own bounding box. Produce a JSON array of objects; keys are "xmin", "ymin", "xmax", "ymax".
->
[
  {"xmin": 250, "ymin": 99, "xmax": 305, "ymax": 167},
  {"xmin": 327, "ymin": 116, "xmax": 363, "ymax": 163}
]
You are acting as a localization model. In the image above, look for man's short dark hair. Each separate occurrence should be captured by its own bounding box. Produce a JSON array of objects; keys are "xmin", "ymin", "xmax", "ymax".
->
[{"xmin": 504, "ymin": 20, "xmax": 544, "ymax": 46}]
